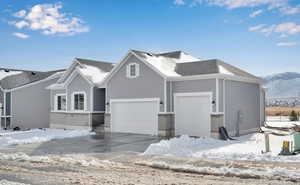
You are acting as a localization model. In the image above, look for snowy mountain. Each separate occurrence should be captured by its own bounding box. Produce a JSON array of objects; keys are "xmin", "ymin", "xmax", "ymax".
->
[{"xmin": 264, "ymin": 72, "xmax": 300, "ymax": 98}]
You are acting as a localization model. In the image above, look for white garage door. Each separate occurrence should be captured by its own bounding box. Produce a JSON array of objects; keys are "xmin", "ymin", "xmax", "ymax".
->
[
  {"xmin": 110, "ymin": 98, "xmax": 159, "ymax": 135},
  {"xmin": 174, "ymin": 92, "xmax": 212, "ymax": 137}
]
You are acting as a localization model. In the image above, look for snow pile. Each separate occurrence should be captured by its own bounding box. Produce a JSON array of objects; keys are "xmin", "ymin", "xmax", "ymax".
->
[
  {"xmin": 0, "ymin": 70, "xmax": 23, "ymax": 81},
  {"xmin": 0, "ymin": 129, "xmax": 94, "ymax": 148},
  {"xmin": 77, "ymin": 65, "xmax": 109, "ymax": 86},
  {"xmin": 144, "ymin": 134, "xmax": 300, "ymax": 162},
  {"xmin": 265, "ymin": 121, "xmax": 300, "ymax": 128},
  {"xmin": 0, "ymin": 152, "xmax": 120, "ymax": 168},
  {"xmin": 0, "ymin": 180, "xmax": 30, "ymax": 185},
  {"xmin": 139, "ymin": 160, "xmax": 300, "ymax": 181}
]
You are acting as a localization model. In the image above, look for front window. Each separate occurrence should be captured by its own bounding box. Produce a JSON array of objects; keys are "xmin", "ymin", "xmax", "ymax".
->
[
  {"xmin": 127, "ymin": 63, "xmax": 139, "ymax": 78},
  {"xmin": 55, "ymin": 94, "xmax": 66, "ymax": 111},
  {"xmin": 73, "ymin": 93, "xmax": 85, "ymax": 111}
]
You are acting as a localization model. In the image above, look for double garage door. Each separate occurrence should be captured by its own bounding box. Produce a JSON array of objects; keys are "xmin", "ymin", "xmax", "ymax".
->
[{"xmin": 110, "ymin": 93, "xmax": 211, "ymax": 137}]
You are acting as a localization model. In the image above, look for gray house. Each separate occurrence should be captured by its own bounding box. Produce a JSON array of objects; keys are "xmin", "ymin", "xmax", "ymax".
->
[
  {"xmin": 0, "ymin": 68, "xmax": 64, "ymax": 129},
  {"xmin": 103, "ymin": 50, "xmax": 265, "ymax": 138},
  {"xmin": 47, "ymin": 58, "xmax": 114, "ymax": 130}
]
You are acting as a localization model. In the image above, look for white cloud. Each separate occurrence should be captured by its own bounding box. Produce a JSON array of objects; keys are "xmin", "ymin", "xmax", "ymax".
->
[
  {"xmin": 12, "ymin": 32, "xmax": 29, "ymax": 39},
  {"xmin": 175, "ymin": 0, "xmax": 298, "ymax": 15},
  {"xmin": 249, "ymin": 22, "xmax": 300, "ymax": 36},
  {"xmin": 174, "ymin": 0, "xmax": 185, "ymax": 5},
  {"xmin": 14, "ymin": 20, "xmax": 29, "ymax": 28},
  {"xmin": 279, "ymin": 4, "xmax": 300, "ymax": 14},
  {"xmin": 10, "ymin": 2, "xmax": 89, "ymax": 36},
  {"xmin": 249, "ymin": 24, "xmax": 265, "ymax": 31},
  {"xmin": 250, "ymin": 9, "xmax": 264, "ymax": 18},
  {"xmin": 13, "ymin": 10, "xmax": 26, "ymax": 18},
  {"xmin": 277, "ymin": 42, "xmax": 297, "ymax": 46}
]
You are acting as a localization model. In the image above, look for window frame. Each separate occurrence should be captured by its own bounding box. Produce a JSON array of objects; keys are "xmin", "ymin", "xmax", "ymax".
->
[
  {"xmin": 71, "ymin": 91, "xmax": 87, "ymax": 112},
  {"xmin": 127, "ymin": 63, "xmax": 140, "ymax": 78},
  {"xmin": 54, "ymin": 93, "xmax": 67, "ymax": 112}
]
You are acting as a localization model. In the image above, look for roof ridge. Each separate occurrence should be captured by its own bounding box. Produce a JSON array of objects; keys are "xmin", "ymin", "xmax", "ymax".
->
[{"xmin": 75, "ymin": 57, "xmax": 114, "ymax": 64}]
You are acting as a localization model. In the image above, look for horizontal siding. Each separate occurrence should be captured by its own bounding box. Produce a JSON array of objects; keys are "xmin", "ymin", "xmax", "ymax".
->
[{"xmin": 107, "ymin": 55, "xmax": 165, "ymax": 112}]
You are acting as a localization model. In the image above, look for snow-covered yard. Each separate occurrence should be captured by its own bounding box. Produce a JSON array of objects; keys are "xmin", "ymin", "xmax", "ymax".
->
[
  {"xmin": 144, "ymin": 132, "xmax": 300, "ymax": 163},
  {"xmin": 0, "ymin": 129, "xmax": 94, "ymax": 148}
]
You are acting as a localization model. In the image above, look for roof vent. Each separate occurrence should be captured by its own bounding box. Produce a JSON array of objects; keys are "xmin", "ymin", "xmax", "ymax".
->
[
  {"xmin": 146, "ymin": 53, "xmax": 153, "ymax": 57},
  {"xmin": 31, "ymin": 72, "xmax": 36, "ymax": 75},
  {"xmin": 4, "ymin": 69, "xmax": 10, "ymax": 72}
]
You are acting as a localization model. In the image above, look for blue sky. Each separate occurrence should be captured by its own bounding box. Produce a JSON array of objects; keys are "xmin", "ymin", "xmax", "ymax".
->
[{"xmin": 1, "ymin": 0, "xmax": 300, "ymax": 76}]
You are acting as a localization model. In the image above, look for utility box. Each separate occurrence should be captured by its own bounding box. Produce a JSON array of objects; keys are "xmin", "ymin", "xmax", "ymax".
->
[{"xmin": 294, "ymin": 132, "xmax": 300, "ymax": 151}]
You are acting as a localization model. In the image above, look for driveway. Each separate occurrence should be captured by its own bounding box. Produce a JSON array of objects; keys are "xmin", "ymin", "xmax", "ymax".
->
[{"xmin": 0, "ymin": 132, "xmax": 161, "ymax": 156}]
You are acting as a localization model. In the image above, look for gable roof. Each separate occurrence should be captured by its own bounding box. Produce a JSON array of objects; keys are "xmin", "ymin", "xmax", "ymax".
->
[
  {"xmin": 103, "ymin": 50, "xmax": 263, "ymax": 85},
  {"xmin": 48, "ymin": 58, "xmax": 114, "ymax": 89},
  {"xmin": 0, "ymin": 68, "xmax": 65, "ymax": 90}
]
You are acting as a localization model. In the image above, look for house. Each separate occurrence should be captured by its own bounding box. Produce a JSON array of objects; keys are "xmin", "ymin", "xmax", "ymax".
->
[
  {"xmin": 0, "ymin": 68, "xmax": 64, "ymax": 129},
  {"xmin": 47, "ymin": 58, "xmax": 114, "ymax": 130},
  {"xmin": 103, "ymin": 50, "xmax": 266, "ymax": 138}
]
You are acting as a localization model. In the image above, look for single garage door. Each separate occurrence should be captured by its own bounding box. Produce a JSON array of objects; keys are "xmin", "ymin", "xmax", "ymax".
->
[
  {"xmin": 110, "ymin": 98, "xmax": 159, "ymax": 135},
  {"xmin": 174, "ymin": 92, "xmax": 212, "ymax": 137}
]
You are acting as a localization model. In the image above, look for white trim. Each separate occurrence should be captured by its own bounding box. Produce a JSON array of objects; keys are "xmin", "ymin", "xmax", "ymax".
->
[
  {"xmin": 126, "ymin": 63, "xmax": 140, "ymax": 78},
  {"xmin": 216, "ymin": 78, "xmax": 219, "ymax": 113},
  {"xmin": 164, "ymin": 80, "xmax": 167, "ymax": 112},
  {"xmin": 54, "ymin": 93, "xmax": 67, "ymax": 112},
  {"xmin": 9, "ymin": 73, "xmax": 61, "ymax": 92},
  {"xmin": 168, "ymin": 74, "xmax": 263, "ymax": 85},
  {"xmin": 51, "ymin": 111, "xmax": 103, "ymax": 114},
  {"xmin": 110, "ymin": 98, "xmax": 160, "ymax": 103},
  {"xmin": 223, "ymin": 79, "xmax": 226, "ymax": 127},
  {"xmin": 65, "ymin": 70, "xmax": 94, "ymax": 88},
  {"xmin": 174, "ymin": 92, "xmax": 213, "ymax": 137},
  {"xmin": 57, "ymin": 59, "xmax": 81, "ymax": 83},
  {"xmin": 71, "ymin": 91, "xmax": 87, "ymax": 112},
  {"xmin": 90, "ymin": 86, "xmax": 94, "ymax": 112},
  {"xmin": 169, "ymin": 81, "xmax": 173, "ymax": 112}
]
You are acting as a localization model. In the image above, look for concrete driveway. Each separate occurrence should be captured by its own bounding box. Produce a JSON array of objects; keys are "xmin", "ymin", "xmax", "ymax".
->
[{"xmin": 0, "ymin": 132, "xmax": 161, "ymax": 156}]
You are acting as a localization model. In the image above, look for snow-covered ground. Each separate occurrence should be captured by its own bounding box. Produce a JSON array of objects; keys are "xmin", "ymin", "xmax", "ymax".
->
[
  {"xmin": 144, "ymin": 133, "xmax": 300, "ymax": 162},
  {"xmin": 0, "ymin": 129, "xmax": 94, "ymax": 148}
]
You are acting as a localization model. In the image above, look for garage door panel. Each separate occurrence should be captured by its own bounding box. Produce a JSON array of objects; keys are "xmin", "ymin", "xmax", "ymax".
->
[
  {"xmin": 175, "ymin": 93, "xmax": 211, "ymax": 137},
  {"xmin": 111, "ymin": 100, "xmax": 158, "ymax": 135}
]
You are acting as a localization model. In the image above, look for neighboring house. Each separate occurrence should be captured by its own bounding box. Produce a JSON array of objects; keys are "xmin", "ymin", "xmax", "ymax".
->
[
  {"xmin": 103, "ymin": 50, "xmax": 266, "ymax": 138},
  {"xmin": 0, "ymin": 68, "xmax": 64, "ymax": 129},
  {"xmin": 47, "ymin": 58, "xmax": 114, "ymax": 130}
]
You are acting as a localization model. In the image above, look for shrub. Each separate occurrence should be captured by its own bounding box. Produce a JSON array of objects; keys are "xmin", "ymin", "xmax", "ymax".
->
[{"xmin": 290, "ymin": 110, "xmax": 298, "ymax": 121}]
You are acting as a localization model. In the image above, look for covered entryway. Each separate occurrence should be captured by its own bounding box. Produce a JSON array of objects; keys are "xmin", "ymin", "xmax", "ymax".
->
[
  {"xmin": 174, "ymin": 92, "xmax": 212, "ymax": 137},
  {"xmin": 110, "ymin": 98, "xmax": 159, "ymax": 135}
]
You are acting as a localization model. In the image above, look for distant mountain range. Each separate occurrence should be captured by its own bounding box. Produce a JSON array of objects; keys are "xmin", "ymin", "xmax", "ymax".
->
[{"xmin": 263, "ymin": 72, "xmax": 300, "ymax": 98}]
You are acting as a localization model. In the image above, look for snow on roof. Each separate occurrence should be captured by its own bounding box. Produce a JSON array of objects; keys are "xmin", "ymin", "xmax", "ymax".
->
[
  {"xmin": 77, "ymin": 64, "xmax": 109, "ymax": 86},
  {"xmin": 0, "ymin": 70, "xmax": 23, "ymax": 81},
  {"xmin": 176, "ymin": 52, "xmax": 201, "ymax": 63},
  {"xmin": 218, "ymin": 65, "xmax": 234, "ymax": 75},
  {"xmin": 141, "ymin": 54, "xmax": 181, "ymax": 77}
]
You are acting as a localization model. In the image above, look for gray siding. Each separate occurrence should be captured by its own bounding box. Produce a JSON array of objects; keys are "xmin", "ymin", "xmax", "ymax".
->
[
  {"xmin": 51, "ymin": 89, "xmax": 66, "ymax": 111},
  {"xmin": 107, "ymin": 55, "xmax": 165, "ymax": 112},
  {"xmin": 93, "ymin": 88, "xmax": 105, "ymax": 111},
  {"xmin": 172, "ymin": 79, "xmax": 217, "ymax": 112},
  {"xmin": 11, "ymin": 78, "xmax": 59, "ymax": 129},
  {"xmin": 5, "ymin": 92, "xmax": 11, "ymax": 116},
  {"xmin": 0, "ymin": 90, "xmax": 4, "ymax": 116},
  {"xmin": 225, "ymin": 80, "xmax": 260, "ymax": 136},
  {"xmin": 67, "ymin": 74, "xmax": 92, "ymax": 111}
]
